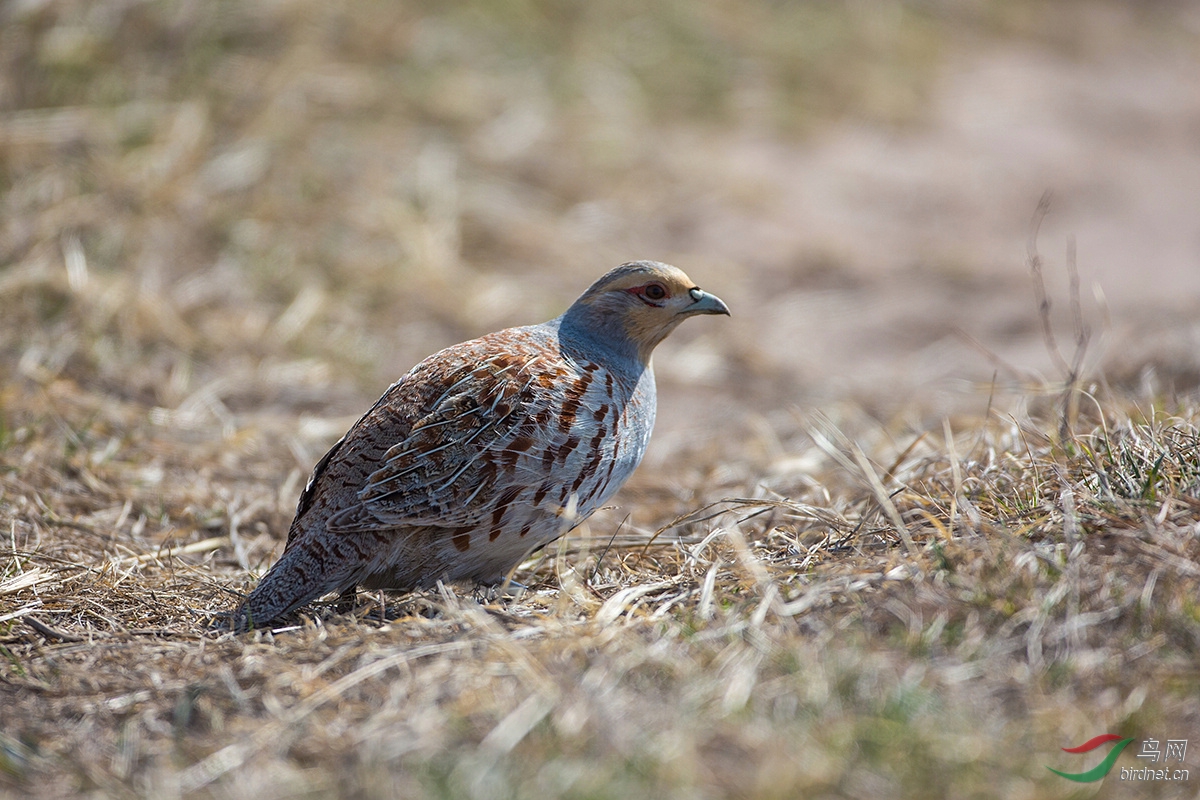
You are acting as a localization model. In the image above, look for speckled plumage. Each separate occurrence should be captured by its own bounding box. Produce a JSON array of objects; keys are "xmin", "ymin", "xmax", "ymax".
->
[{"xmin": 228, "ymin": 261, "xmax": 728, "ymax": 631}]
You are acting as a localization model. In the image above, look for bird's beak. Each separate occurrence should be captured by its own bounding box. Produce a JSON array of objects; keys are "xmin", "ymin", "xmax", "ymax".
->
[{"xmin": 684, "ymin": 287, "xmax": 731, "ymax": 316}]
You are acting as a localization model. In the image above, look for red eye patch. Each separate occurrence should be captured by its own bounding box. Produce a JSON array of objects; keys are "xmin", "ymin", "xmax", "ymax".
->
[{"xmin": 627, "ymin": 282, "xmax": 669, "ymax": 305}]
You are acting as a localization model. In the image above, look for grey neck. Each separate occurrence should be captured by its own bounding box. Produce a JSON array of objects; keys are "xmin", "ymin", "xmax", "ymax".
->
[{"xmin": 552, "ymin": 304, "xmax": 646, "ymax": 380}]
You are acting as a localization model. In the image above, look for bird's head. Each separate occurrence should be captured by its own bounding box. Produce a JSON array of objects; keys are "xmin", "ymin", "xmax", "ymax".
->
[{"xmin": 562, "ymin": 261, "xmax": 730, "ymax": 364}]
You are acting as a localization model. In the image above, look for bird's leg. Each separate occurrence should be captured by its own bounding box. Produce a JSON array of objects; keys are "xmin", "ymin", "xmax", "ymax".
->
[
  {"xmin": 478, "ymin": 578, "xmax": 527, "ymax": 601},
  {"xmin": 332, "ymin": 586, "xmax": 358, "ymax": 614}
]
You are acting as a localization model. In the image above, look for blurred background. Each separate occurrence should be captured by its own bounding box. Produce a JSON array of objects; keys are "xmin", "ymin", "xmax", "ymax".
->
[{"xmin": 4, "ymin": 0, "xmax": 1200, "ymax": 464}]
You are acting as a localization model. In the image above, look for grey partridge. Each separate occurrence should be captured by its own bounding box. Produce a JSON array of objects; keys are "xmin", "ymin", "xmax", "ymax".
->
[{"xmin": 228, "ymin": 261, "xmax": 729, "ymax": 630}]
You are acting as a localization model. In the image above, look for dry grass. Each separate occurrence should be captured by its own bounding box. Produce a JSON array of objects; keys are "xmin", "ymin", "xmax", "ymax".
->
[
  {"xmin": 4, "ymin": 371, "xmax": 1200, "ymax": 799},
  {"xmin": 4, "ymin": 1, "xmax": 1200, "ymax": 798}
]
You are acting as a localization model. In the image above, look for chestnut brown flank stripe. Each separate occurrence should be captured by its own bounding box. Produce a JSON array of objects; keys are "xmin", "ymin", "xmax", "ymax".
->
[
  {"xmin": 452, "ymin": 528, "xmax": 472, "ymax": 552},
  {"xmin": 557, "ymin": 370, "xmax": 593, "ymax": 433},
  {"xmin": 558, "ymin": 435, "xmax": 580, "ymax": 465},
  {"xmin": 508, "ymin": 435, "xmax": 534, "ymax": 452}
]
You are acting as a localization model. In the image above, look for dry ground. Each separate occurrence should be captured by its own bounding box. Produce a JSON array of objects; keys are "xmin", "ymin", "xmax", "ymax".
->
[{"xmin": 3, "ymin": 2, "xmax": 1200, "ymax": 798}]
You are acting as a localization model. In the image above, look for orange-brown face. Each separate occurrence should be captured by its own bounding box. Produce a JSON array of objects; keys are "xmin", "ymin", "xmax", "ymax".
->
[{"xmin": 574, "ymin": 261, "xmax": 730, "ymax": 362}]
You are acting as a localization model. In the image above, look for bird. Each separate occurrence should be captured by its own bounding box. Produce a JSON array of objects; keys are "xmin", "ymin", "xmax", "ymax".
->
[{"xmin": 226, "ymin": 261, "xmax": 729, "ymax": 631}]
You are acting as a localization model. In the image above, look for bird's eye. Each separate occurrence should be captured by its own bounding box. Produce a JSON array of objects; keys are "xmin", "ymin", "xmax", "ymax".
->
[{"xmin": 644, "ymin": 283, "xmax": 667, "ymax": 301}]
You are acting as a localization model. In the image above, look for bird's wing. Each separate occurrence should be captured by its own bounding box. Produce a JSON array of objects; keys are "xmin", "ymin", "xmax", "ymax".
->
[{"xmin": 322, "ymin": 345, "xmax": 564, "ymax": 533}]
